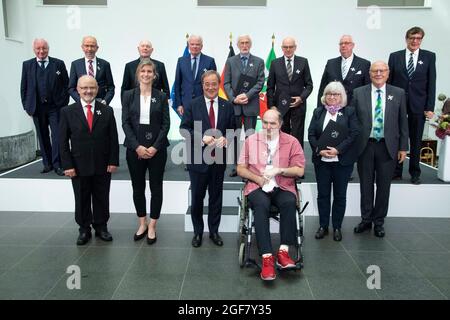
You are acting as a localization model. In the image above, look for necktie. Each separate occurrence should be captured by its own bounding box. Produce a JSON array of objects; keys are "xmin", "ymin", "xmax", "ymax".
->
[
  {"xmin": 342, "ymin": 59, "xmax": 348, "ymax": 79},
  {"xmin": 88, "ymin": 60, "xmax": 94, "ymax": 77},
  {"xmin": 286, "ymin": 59, "xmax": 293, "ymax": 81},
  {"xmin": 373, "ymin": 89, "xmax": 384, "ymax": 141},
  {"xmin": 86, "ymin": 104, "xmax": 93, "ymax": 132},
  {"xmin": 39, "ymin": 60, "xmax": 46, "ymax": 69},
  {"xmin": 241, "ymin": 56, "xmax": 248, "ymax": 70},
  {"xmin": 192, "ymin": 56, "xmax": 197, "ymax": 79},
  {"xmin": 209, "ymin": 100, "xmax": 215, "ymax": 129},
  {"xmin": 407, "ymin": 52, "xmax": 415, "ymax": 79}
]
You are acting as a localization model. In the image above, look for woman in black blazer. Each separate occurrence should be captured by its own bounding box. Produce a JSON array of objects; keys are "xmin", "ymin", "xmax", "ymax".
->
[
  {"xmin": 122, "ymin": 59, "xmax": 170, "ymax": 245},
  {"xmin": 308, "ymin": 81, "xmax": 360, "ymax": 241}
]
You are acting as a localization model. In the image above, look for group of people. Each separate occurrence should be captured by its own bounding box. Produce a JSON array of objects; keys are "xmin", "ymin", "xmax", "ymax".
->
[{"xmin": 19, "ymin": 26, "xmax": 436, "ymax": 281}]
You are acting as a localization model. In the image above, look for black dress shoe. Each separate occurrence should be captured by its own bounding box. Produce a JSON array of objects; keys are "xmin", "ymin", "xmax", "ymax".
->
[
  {"xmin": 77, "ymin": 231, "xmax": 92, "ymax": 245},
  {"xmin": 147, "ymin": 234, "xmax": 157, "ymax": 245},
  {"xmin": 315, "ymin": 227, "xmax": 329, "ymax": 239},
  {"xmin": 411, "ymin": 177, "xmax": 421, "ymax": 185},
  {"xmin": 54, "ymin": 167, "xmax": 65, "ymax": 176},
  {"xmin": 40, "ymin": 166, "xmax": 53, "ymax": 174},
  {"xmin": 333, "ymin": 228, "xmax": 342, "ymax": 241},
  {"xmin": 192, "ymin": 234, "xmax": 202, "ymax": 248},
  {"xmin": 133, "ymin": 228, "xmax": 148, "ymax": 241},
  {"xmin": 392, "ymin": 175, "xmax": 402, "ymax": 181},
  {"xmin": 374, "ymin": 226, "xmax": 385, "ymax": 238},
  {"xmin": 229, "ymin": 169, "xmax": 238, "ymax": 177},
  {"xmin": 95, "ymin": 230, "xmax": 113, "ymax": 241},
  {"xmin": 209, "ymin": 232, "xmax": 223, "ymax": 246},
  {"xmin": 354, "ymin": 222, "xmax": 372, "ymax": 233}
]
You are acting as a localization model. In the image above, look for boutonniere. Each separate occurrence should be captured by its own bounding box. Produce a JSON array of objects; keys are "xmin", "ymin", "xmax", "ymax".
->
[
  {"xmin": 418, "ymin": 60, "xmax": 424, "ymax": 65},
  {"xmin": 337, "ymin": 112, "xmax": 343, "ymax": 117},
  {"xmin": 56, "ymin": 70, "xmax": 61, "ymax": 75},
  {"xmin": 96, "ymin": 110, "xmax": 102, "ymax": 115},
  {"xmin": 296, "ymin": 69, "xmax": 301, "ymax": 74},
  {"xmin": 351, "ymin": 67, "xmax": 356, "ymax": 72},
  {"xmin": 249, "ymin": 63, "xmax": 254, "ymax": 68},
  {"xmin": 388, "ymin": 95, "xmax": 394, "ymax": 101},
  {"xmin": 151, "ymin": 98, "xmax": 157, "ymax": 103}
]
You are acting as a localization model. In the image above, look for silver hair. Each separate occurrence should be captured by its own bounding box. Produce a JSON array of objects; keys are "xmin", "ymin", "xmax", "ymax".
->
[{"xmin": 321, "ymin": 81, "xmax": 348, "ymax": 107}]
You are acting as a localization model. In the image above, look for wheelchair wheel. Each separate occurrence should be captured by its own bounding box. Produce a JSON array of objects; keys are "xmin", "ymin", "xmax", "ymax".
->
[{"xmin": 238, "ymin": 242, "xmax": 246, "ymax": 268}]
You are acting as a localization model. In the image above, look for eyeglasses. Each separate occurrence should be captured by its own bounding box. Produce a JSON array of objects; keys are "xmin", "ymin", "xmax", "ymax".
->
[
  {"xmin": 282, "ymin": 45, "xmax": 295, "ymax": 49},
  {"xmin": 408, "ymin": 36, "xmax": 423, "ymax": 41},
  {"xmin": 78, "ymin": 86, "xmax": 97, "ymax": 91},
  {"xmin": 370, "ymin": 69, "xmax": 388, "ymax": 74},
  {"xmin": 325, "ymin": 93, "xmax": 341, "ymax": 97},
  {"xmin": 339, "ymin": 42, "xmax": 353, "ymax": 46}
]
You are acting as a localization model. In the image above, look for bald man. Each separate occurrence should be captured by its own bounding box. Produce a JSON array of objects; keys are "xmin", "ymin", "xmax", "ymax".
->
[
  {"xmin": 121, "ymin": 40, "xmax": 170, "ymax": 99},
  {"xmin": 68, "ymin": 36, "xmax": 115, "ymax": 105},
  {"xmin": 20, "ymin": 38, "xmax": 69, "ymax": 176}
]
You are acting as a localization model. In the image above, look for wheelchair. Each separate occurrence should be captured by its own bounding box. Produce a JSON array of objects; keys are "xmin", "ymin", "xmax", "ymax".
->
[{"xmin": 237, "ymin": 179, "xmax": 309, "ymax": 271}]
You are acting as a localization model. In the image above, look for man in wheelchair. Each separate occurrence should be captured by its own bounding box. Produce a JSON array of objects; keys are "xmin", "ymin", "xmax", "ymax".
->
[{"xmin": 237, "ymin": 109, "xmax": 306, "ymax": 281}]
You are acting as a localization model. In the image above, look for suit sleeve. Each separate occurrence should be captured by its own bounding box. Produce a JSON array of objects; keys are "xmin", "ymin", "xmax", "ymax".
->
[
  {"xmin": 20, "ymin": 61, "xmax": 28, "ymax": 111},
  {"xmin": 179, "ymin": 100, "xmax": 194, "ymax": 138},
  {"xmin": 59, "ymin": 108, "xmax": 74, "ymax": 170},
  {"xmin": 245, "ymin": 59, "xmax": 265, "ymax": 100},
  {"xmin": 300, "ymin": 59, "xmax": 313, "ymax": 101},
  {"xmin": 211, "ymin": 58, "xmax": 217, "ymax": 71},
  {"xmin": 68, "ymin": 62, "xmax": 80, "ymax": 103},
  {"xmin": 59, "ymin": 61, "xmax": 70, "ymax": 107},
  {"xmin": 317, "ymin": 61, "xmax": 329, "ymax": 107},
  {"xmin": 103, "ymin": 62, "xmax": 115, "ymax": 104},
  {"xmin": 362, "ymin": 60, "xmax": 371, "ymax": 86},
  {"xmin": 173, "ymin": 59, "xmax": 182, "ymax": 108},
  {"xmin": 267, "ymin": 60, "xmax": 276, "ymax": 107},
  {"xmin": 121, "ymin": 90, "xmax": 139, "ymax": 151},
  {"xmin": 153, "ymin": 93, "xmax": 170, "ymax": 150},
  {"xmin": 307, "ymin": 109, "xmax": 320, "ymax": 155},
  {"xmin": 159, "ymin": 62, "xmax": 171, "ymax": 97},
  {"xmin": 108, "ymin": 108, "xmax": 120, "ymax": 166},
  {"xmin": 121, "ymin": 64, "xmax": 131, "ymax": 101},
  {"xmin": 223, "ymin": 59, "xmax": 234, "ymax": 102},
  {"xmin": 387, "ymin": 53, "xmax": 395, "ymax": 85},
  {"xmin": 398, "ymin": 89, "xmax": 409, "ymax": 151},
  {"xmin": 426, "ymin": 52, "xmax": 436, "ymax": 112}
]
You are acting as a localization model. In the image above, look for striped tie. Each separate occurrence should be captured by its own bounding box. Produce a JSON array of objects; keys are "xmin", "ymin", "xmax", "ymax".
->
[
  {"xmin": 286, "ymin": 59, "xmax": 293, "ymax": 81},
  {"xmin": 88, "ymin": 60, "xmax": 94, "ymax": 77},
  {"xmin": 373, "ymin": 89, "xmax": 384, "ymax": 141},
  {"xmin": 342, "ymin": 59, "xmax": 348, "ymax": 79},
  {"xmin": 407, "ymin": 52, "xmax": 415, "ymax": 79}
]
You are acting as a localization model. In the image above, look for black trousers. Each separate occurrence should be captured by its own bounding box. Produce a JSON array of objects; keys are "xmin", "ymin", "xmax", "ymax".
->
[
  {"xmin": 357, "ymin": 139, "xmax": 396, "ymax": 227},
  {"xmin": 71, "ymin": 173, "xmax": 111, "ymax": 233},
  {"xmin": 247, "ymin": 188, "xmax": 297, "ymax": 256},
  {"xmin": 314, "ymin": 161, "xmax": 353, "ymax": 229},
  {"xmin": 281, "ymin": 105, "xmax": 306, "ymax": 150},
  {"xmin": 126, "ymin": 148, "xmax": 167, "ymax": 219},
  {"xmin": 189, "ymin": 164, "xmax": 225, "ymax": 235},
  {"xmin": 394, "ymin": 113, "xmax": 425, "ymax": 179},
  {"xmin": 33, "ymin": 105, "xmax": 60, "ymax": 168}
]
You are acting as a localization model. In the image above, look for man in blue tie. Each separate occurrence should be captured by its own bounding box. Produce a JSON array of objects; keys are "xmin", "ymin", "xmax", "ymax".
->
[
  {"xmin": 352, "ymin": 61, "xmax": 409, "ymax": 238},
  {"xmin": 388, "ymin": 27, "xmax": 436, "ymax": 184}
]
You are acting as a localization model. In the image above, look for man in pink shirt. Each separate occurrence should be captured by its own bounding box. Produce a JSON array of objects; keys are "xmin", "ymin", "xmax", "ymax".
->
[{"xmin": 237, "ymin": 109, "xmax": 305, "ymax": 281}]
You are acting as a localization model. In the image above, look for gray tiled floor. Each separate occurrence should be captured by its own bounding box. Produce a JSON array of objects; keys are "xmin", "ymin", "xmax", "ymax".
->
[{"xmin": 0, "ymin": 212, "xmax": 448, "ymax": 300}]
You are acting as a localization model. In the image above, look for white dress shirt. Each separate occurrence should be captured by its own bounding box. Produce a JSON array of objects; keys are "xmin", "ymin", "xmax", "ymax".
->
[{"xmin": 139, "ymin": 95, "xmax": 152, "ymax": 124}]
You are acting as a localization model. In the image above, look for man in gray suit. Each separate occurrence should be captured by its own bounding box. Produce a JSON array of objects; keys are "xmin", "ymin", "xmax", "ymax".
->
[
  {"xmin": 352, "ymin": 61, "xmax": 408, "ymax": 238},
  {"xmin": 224, "ymin": 35, "xmax": 265, "ymax": 176}
]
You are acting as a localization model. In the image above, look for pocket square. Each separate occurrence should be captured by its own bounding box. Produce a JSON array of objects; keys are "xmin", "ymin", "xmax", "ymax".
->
[{"xmin": 356, "ymin": 71, "xmax": 362, "ymax": 75}]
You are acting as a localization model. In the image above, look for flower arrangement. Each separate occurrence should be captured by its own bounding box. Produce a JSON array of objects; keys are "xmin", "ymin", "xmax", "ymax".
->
[{"xmin": 431, "ymin": 94, "xmax": 450, "ymax": 139}]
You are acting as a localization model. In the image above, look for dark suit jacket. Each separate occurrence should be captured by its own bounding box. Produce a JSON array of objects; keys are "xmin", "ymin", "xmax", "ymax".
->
[
  {"xmin": 59, "ymin": 101, "xmax": 119, "ymax": 176},
  {"xmin": 352, "ymin": 84, "xmax": 409, "ymax": 160},
  {"xmin": 223, "ymin": 54, "xmax": 265, "ymax": 116},
  {"xmin": 388, "ymin": 49, "xmax": 436, "ymax": 114},
  {"xmin": 173, "ymin": 53, "xmax": 217, "ymax": 109},
  {"xmin": 20, "ymin": 57, "xmax": 69, "ymax": 116},
  {"xmin": 317, "ymin": 55, "xmax": 371, "ymax": 107},
  {"xmin": 120, "ymin": 58, "xmax": 170, "ymax": 100},
  {"xmin": 68, "ymin": 57, "xmax": 115, "ymax": 104},
  {"xmin": 267, "ymin": 55, "xmax": 313, "ymax": 116},
  {"xmin": 308, "ymin": 106, "xmax": 360, "ymax": 166},
  {"xmin": 179, "ymin": 96, "xmax": 235, "ymax": 173},
  {"xmin": 121, "ymin": 87, "xmax": 170, "ymax": 151}
]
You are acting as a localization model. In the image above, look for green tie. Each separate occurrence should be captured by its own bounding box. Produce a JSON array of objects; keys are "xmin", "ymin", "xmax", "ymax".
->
[{"xmin": 373, "ymin": 89, "xmax": 384, "ymax": 141}]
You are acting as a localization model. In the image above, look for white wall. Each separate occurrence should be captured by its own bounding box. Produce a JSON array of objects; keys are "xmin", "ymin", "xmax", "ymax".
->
[{"xmin": 4, "ymin": 0, "xmax": 450, "ymax": 140}]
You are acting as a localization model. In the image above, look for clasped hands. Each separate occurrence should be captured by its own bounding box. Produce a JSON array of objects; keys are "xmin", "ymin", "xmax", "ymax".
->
[
  {"xmin": 136, "ymin": 146, "xmax": 158, "ymax": 159},
  {"xmin": 233, "ymin": 94, "xmax": 249, "ymax": 105},
  {"xmin": 202, "ymin": 135, "xmax": 228, "ymax": 148},
  {"xmin": 257, "ymin": 167, "xmax": 281, "ymax": 187},
  {"xmin": 319, "ymin": 147, "xmax": 339, "ymax": 159}
]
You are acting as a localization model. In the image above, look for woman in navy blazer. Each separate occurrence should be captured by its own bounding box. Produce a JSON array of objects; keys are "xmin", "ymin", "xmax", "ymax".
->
[
  {"xmin": 308, "ymin": 81, "xmax": 360, "ymax": 241},
  {"xmin": 122, "ymin": 59, "xmax": 170, "ymax": 245}
]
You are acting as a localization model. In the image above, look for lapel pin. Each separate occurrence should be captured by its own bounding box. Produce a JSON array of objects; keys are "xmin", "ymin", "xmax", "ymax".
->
[
  {"xmin": 351, "ymin": 67, "xmax": 356, "ymax": 72},
  {"xmin": 56, "ymin": 71, "xmax": 61, "ymax": 75},
  {"xmin": 388, "ymin": 95, "xmax": 394, "ymax": 101},
  {"xmin": 418, "ymin": 60, "xmax": 424, "ymax": 65},
  {"xmin": 96, "ymin": 110, "xmax": 102, "ymax": 115},
  {"xmin": 249, "ymin": 63, "xmax": 254, "ymax": 68},
  {"xmin": 203, "ymin": 68, "xmax": 207, "ymax": 73},
  {"xmin": 151, "ymin": 98, "xmax": 157, "ymax": 103},
  {"xmin": 337, "ymin": 112, "xmax": 343, "ymax": 117},
  {"xmin": 97, "ymin": 66, "xmax": 101, "ymax": 71},
  {"xmin": 296, "ymin": 69, "xmax": 301, "ymax": 74}
]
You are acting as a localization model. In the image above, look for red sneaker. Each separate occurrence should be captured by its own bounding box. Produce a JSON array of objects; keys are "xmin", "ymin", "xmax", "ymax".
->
[
  {"xmin": 260, "ymin": 255, "xmax": 276, "ymax": 281},
  {"xmin": 276, "ymin": 249, "xmax": 296, "ymax": 269}
]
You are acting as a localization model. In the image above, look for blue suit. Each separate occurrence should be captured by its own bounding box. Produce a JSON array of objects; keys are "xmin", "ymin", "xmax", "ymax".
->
[
  {"xmin": 173, "ymin": 54, "xmax": 216, "ymax": 109},
  {"xmin": 20, "ymin": 57, "xmax": 69, "ymax": 169},
  {"xmin": 179, "ymin": 95, "xmax": 235, "ymax": 235},
  {"xmin": 68, "ymin": 57, "xmax": 115, "ymax": 104}
]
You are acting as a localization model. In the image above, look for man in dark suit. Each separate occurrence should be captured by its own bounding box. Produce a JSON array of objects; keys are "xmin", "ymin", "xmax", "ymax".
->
[
  {"xmin": 388, "ymin": 26, "xmax": 436, "ymax": 185},
  {"xmin": 317, "ymin": 35, "xmax": 371, "ymax": 107},
  {"xmin": 121, "ymin": 40, "xmax": 170, "ymax": 100},
  {"xmin": 352, "ymin": 61, "xmax": 408, "ymax": 238},
  {"xmin": 68, "ymin": 36, "xmax": 115, "ymax": 105},
  {"xmin": 20, "ymin": 38, "xmax": 69, "ymax": 176},
  {"xmin": 173, "ymin": 35, "xmax": 217, "ymax": 117},
  {"xmin": 180, "ymin": 71, "xmax": 235, "ymax": 248},
  {"xmin": 224, "ymin": 35, "xmax": 265, "ymax": 177},
  {"xmin": 60, "ymin": 75, "xmax": 119, "ymax": 246},
  {"xmin": 267, "ymin": 37, "xmax": 313, "ymax": 150}
]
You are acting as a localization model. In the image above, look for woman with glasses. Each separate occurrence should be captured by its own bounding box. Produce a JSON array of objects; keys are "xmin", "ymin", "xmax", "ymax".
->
[{"xmin": 308, "ymin": 81, "xmax": 360, "ymax": 241}]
